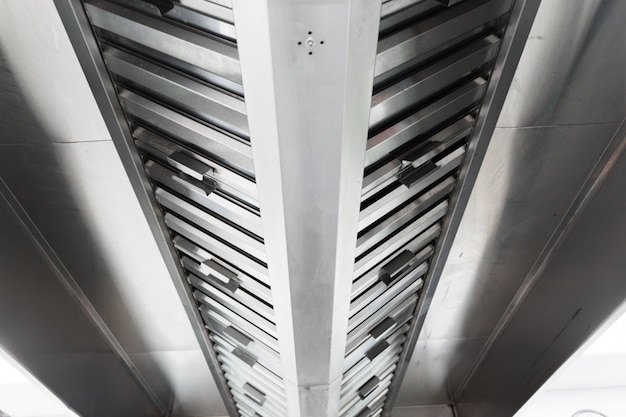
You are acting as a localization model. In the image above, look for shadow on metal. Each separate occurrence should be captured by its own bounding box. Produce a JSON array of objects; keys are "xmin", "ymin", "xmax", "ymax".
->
[
  {"xmin": 395, "ymin": 0, "xmax": 626, "ymax": 415},
  {"xmin": 0, "ymin": 41, "xmax": 171, "ymax": 414},
  {"xmin": 0, "ymin": 9, "xmax": 227, "ymax": 411}
]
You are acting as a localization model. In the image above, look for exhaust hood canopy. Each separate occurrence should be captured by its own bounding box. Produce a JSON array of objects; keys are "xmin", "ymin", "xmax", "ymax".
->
[
  {"xmin": 7, "ymin": 1, "xmax": 625, "ymax": 417},
  {"xmin": 50, "ymin": 0, "xmax": 538, "ymax": 416}
]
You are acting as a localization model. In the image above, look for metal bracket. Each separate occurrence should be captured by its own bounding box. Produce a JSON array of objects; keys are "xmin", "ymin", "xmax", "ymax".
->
[
  {"xmin": 380, "ymin": 250, "xmax": 415, "ymax": 285},
  {"xmin": 124, "ymin": 0, "xmax": 174, "ymax": 16},
  {"xmin": 398, "ymin": 161, "xmax": 438, "ymax": 188}
]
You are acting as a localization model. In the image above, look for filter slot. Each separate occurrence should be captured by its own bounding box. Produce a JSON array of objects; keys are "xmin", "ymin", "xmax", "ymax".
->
[
  {"xmin": 136, "ymin": 127, "xmax": 259, "ymax": 205},
  {"xmin": 370, "ymin": 34, "xmax": 498, "ymax": 130},
  {"xmin": 375, "ymin": 0, "xmax": 510, "ymax": 78},
  {"xmin": 120, "ymin": 90, "xmax": 254, "ymax": 177},
  {"xmin": 104, "ymin": 47, "xmax": 248, "ymax": 137},
  {"xmin": 362, "ymin": 116, "xmax": 472, "ymax": 198},
  {"xmin": 85, "ymin": 0, "xmax": 241, "ymax": 83},
  {"xmin": 366, "ymin": 77, "xmax": 484, "ymax": 170}
]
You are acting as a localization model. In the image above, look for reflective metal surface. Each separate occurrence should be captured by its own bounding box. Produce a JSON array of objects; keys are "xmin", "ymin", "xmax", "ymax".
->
[
  {"xmin": 0, "ymin": 2, "xmax": 227, "ymax": 416},
  {"xmin": 498, "ymin": 0, "xmax": 626, "ymax": 127},
  {"xmin": 396, "ymin": 0, "xmax": 626, "ymax": 413},
  {"xmin": 234, "ymin": 1, "xmax": 382, "ymax": 415},
  {"xmin": 59, "ymin": 0, "xmax": 288, "ymax": 414},
  {"xmin": 0, "ymin": 2, "xmax": 109, "ymax": 145},
  {"xmin": 457, "ymin": 119, "xmax": 626, "ymax": 417},
  {"xmin": 5, "ymin": 0, "xmax": 624, "ymax": 416},
  {"xmin": 0, "ymin": 179, "xmax": 159, "ymax": 417},
  {"xmin": 397, "ymin": 122, "xmax": 620, "ymax": 405}
]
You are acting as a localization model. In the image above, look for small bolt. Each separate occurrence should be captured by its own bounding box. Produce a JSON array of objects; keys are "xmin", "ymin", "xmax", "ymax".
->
[{"xmin": 306, "ymin": 37, "xmax": 315, "ymax": 47}]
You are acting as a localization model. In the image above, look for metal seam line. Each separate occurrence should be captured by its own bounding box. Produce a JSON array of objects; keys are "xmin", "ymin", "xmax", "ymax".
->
[{"xmin": 0, "ymin": 177, "xmax": 169, "ymax": 416}]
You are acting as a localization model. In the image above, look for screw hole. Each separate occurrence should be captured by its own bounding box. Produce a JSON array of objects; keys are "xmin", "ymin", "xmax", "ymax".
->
[
  {"xmin": 309, "ymin": 51, "xmax": 313, "ymax": 55},
  {"xmin": 308, "ymin": 31, "xmax": 312, "ymax": 35},
  {"xmin": 298, "ymin": 41, "xmax": 302, "ymax": 45},
  {"xmin": 320, "ymin": 41, "xmax": 324, "ymax": 45}
]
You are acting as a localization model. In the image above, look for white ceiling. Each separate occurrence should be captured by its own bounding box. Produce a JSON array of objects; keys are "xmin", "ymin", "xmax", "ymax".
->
[
  {"xmin": 0, "ymin": 346, "xmax": 79, "ymax": 417},
  {"xmin": 515, "ymin": 302, "xmax": 626, "ymax": 417}
]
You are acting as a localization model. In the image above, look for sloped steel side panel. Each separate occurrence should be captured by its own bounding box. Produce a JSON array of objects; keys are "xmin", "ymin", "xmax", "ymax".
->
[{"xmin": 381, "ymin": 0, "xmax": 543, "ymax": 414}]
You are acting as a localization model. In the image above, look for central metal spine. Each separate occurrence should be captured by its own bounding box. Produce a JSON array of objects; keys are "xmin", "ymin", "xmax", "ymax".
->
[{"xmin": 234, "ymin": 1, "xmax": 383, "ymax": 415}]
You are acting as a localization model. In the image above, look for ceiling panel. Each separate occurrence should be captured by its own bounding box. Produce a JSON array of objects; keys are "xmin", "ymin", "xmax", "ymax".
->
[
  {"xmin": 0, "ymin": 1, "xmax": 227, "ymax": 414},
  {"xmin": 0, "ymin": 1, "xmax": 109, "ymax": 144},
  {"xmin": 498, "ymin": 0, "xmax": 626, "ymax": 128},
  {"xmin": 0, "ymin": 181, "xmax": 159, "ymax": 417}
]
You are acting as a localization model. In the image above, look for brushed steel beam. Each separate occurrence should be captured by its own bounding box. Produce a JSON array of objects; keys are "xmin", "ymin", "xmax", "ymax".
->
[{"xmin": 233, "ymin": 1, "xmax": 381, "ymax": 415}]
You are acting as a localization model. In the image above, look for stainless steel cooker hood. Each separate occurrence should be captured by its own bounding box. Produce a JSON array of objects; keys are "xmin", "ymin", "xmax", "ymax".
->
[
  {"xmin": 2, "ymin": 0, "xmax": 626, "ymax": 416},
  {"xmin": 50, "ymin": 1, "xmax": 538, "ymax": 415}
]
